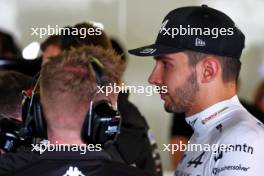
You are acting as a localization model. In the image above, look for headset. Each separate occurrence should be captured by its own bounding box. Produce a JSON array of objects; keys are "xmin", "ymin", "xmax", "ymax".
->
[
  {"xmin": 20, "ymin": 57, "xmax": 121, "ymax": 147},
  {"xmin": 20, "ymin": 76, "xmax": 47, "ymax": 139},
  {"xmin": 82, "ymin": 57, "xmax": 122, "ymax": 146},
  {"xmin": 0, "ymin": 115, "xmax": 32, "ymax": 152}
]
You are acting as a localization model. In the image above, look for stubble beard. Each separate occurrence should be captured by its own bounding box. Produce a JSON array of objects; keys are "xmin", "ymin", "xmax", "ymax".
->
[{"xmin": 164, "ymin": 70, "xmax": 199, "ymax": 113}]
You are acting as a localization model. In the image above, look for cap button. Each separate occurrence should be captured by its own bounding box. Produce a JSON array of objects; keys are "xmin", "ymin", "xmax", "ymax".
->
[{"xmin": 201, "ymin": 4, "xmax": 208, "ymax": 8}]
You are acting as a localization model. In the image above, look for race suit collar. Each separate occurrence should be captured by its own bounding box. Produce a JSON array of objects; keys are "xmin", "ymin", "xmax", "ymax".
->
[{"xmin": 185, "ymin": 95, "xmax": 241, "ymax": 135}]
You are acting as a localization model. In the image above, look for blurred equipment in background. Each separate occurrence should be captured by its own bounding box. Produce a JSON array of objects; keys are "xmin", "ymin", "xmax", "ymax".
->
[
  {"xmin": 0, "ymin": 70, "xmax": 33, "ymax": 119},
  {"xmin": 0, "ymin": 70, "xmax": 33, "ymax": 154},
  {"xmin": 0, "ymin": 115, "xmax": 32, "ymax": 154},
  {"xmin": 237, "ymin": 79, "xmax": 264, "ymax": 122},
  {"xmin": 0, "ymin": 116, "xmax": 22, "ymax": 153},
  {"xmin": 254, "ymin": 81, "xmax": 264, "ymax": 113},
  {"xmin": 0, "ymin": 30, "xmax": 41, "ymax": 76},
  {"xmin": 110, "ymin": 38, "xmax": 162, "ymax": 175},
  {"xmin": 170, "ymin": 113, "xmax": 193, "ymax": 170},
  {"xmin": 22, "ymin": 41, "xmax": 40, "ymax": 60},
  {"xmin": 0, "ymin": 58, "xmax": 41, "ymax": 77}
]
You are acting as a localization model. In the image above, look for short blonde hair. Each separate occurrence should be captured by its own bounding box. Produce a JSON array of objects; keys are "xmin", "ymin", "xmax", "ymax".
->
[{"xmin": 40, "ymin": 45, "xmax": 124, "ymax": 109}]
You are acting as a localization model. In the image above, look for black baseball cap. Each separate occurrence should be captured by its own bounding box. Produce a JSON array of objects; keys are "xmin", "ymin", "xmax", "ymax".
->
[{"xmin": 128, "ymin": 5, "xmax": 245, "ymax": 59}]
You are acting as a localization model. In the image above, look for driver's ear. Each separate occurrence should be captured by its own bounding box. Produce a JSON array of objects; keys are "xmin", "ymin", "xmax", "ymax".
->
[{"xmin": 199, "ymin": 57, "xmax": 220, "ymax": 83}]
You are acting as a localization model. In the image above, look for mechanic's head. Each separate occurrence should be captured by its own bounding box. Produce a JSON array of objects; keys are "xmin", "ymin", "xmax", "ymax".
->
[
  {"xmin": 39, "ymin": 46, "xmax": 123, "ymax": 143},
  {"xmin": 60, "ymin": 22, "xmax": 126, "ymax": 78},
  {"xmin": 41, "ymin": 35, "xmax": 62, "ymax": 65},
  {"xmin": 0, "ymin": 70, "xmax": 32, "ymax": 120},
  {"xmin": 42, "ymin": 22, "xmax": 126, "ymax": 76},
  {"xmin": 129, "ymin": 5, "xmax": 245, "ymax": 115},
  {"xmin": 0, "ymin": 71, "xmax": 32, "ymax": 154},
  {"xmin": 41, "ymin": 22, "xmax": 111, "ymax": 65},
  {"xmin": 0, "ymin": 31, "xmax": 21, "ymax": 58},
  {"xmin": 61, "ymin": 22, "xmax": 111, "ymax": 51}
]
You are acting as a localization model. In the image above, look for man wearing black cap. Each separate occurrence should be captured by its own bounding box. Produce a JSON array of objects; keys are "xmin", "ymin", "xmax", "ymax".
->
[{"xmin": 129, "ymin": 5, "xmax": 264, "ymax": 176}]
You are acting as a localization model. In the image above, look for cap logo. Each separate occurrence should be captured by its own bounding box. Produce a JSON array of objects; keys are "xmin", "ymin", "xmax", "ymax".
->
[
  {"xmin": 195, "ymin": 38, "xmax": 206, "ymax": 47},
  {"xmin": 140, "ymin": 48, "xmax": 157, "ymax": 54},
  {"xmin": 159, "ymin": 19, "xmax": 169, "ymax": 34}
]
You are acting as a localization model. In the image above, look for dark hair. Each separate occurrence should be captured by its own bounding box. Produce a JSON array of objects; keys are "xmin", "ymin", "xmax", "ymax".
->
[
  {"xmin": 60, "ymin": 22, "xmax": 111, "ymax": 50},
  {"xmin": 0, "ymin": 31, "xmax": 21, "ymax": 58},
  {"xmin": 185, "ymin": 51, "xmax": 241, "ymax": 83},
  {"xmin": 110, "ymin": 38, "xmax": 127, "ymax": 61},
  {"xmin": 40, "ymin": 35, "xmax": 62, "ymax": 52},
  {"xmin": 0, "ymin": 70, "xmax": 32, "ymax": 118}
]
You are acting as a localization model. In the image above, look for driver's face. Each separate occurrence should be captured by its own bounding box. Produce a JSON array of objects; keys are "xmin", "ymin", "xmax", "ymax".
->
[{"xmin": 148, "ymin": 52, "xmax": 199, "ymax": 113}]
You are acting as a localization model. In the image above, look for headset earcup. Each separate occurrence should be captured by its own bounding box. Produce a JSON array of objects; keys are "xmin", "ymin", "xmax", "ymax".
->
[
  {"xmin": 81, "ymin": 112, "xmax": 91, "ymax": 144},
  {"xmin": 32, "ymin": 94, "xmax": 47, "ymax": 138},
  {"xmin": 81, "ymin": 101, "xmax": 121, "ymax": 147},
  {"xmin": 81, "ymin": 106, "xmax": 108, "ymax": 145},
  {"xmin": 81, "ymin": 102, "xmax": 102, "ymax": 145},
  {"xmin": 21, "ymin": 93, "xmax": 47, "ymax": 138}
]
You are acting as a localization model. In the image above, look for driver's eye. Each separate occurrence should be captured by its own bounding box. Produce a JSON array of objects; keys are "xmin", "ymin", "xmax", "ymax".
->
[{"xmin": 162, "ymin": 61, "xmax": 169, "ymax": 69}]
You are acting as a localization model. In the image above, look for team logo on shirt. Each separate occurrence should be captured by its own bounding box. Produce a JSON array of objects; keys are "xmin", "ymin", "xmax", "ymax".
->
[
  {"xmin": 63, "ymin": 166, "xmax": 85, "ymax": 176},
  {"xmin": 216, "ymin": 124, "xmax": 223, "ymax": 133},
  {"xmin": 214, "ymin": 143, "xmax": 254, "ymax": 162},
  {"xmin": 202, "ymin": 107, "xmax": 229, "ymax": 124},
  {"xmin": 188, "ymin": 118, "xmax": 198, "ymax": 128},
  {"xmin": 187, "ymin": 151, "xmax": 205, "ymax": 168},
  {"xmin": 212, "ymin": 164, "xmax": 250, "ymax": 175}
]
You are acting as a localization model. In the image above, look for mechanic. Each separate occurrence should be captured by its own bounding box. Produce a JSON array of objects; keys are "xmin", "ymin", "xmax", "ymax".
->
[
  {"xmin": 40, "ymin": 22, "xmax": 162, "ymax": 175},
  {"xmin": 0, "ymin": 46, "xmax": 151, "ymax": 176}
]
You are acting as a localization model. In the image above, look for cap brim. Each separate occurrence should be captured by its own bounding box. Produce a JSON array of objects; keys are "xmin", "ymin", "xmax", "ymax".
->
[{"xmin": 128, "ymin": 44, "xmax": 184, "ymax": 57}]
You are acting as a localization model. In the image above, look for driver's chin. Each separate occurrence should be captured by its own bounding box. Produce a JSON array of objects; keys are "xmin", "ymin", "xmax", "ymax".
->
[
  {"xmin": 164, "ymin": 104, "xmax": 174, "ymax": 113},
  {"xmin": 164, "ymin": 98, "xmax": 176, "ymax": 113},
  {"xmin": 164, "ymin": 96, "xmax": 185, "ymax": 113}
]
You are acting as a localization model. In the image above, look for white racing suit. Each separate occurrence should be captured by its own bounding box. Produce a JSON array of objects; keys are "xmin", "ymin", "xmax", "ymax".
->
[{"xmin": 175, "ymin": 95, "xmax": 264, "ymax": 176}]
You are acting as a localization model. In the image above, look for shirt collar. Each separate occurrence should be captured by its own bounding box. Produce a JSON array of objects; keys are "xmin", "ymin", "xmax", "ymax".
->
[{"xmin": 185, "ymin": 95, "xmax": 242, "ymax": 135}]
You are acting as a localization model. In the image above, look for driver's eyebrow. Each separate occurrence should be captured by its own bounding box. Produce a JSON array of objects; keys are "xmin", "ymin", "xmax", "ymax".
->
[
  {"xmin": 153, "ymin": 56, "xmax": 160, "ymax": 60},
  {"xmin": 154, "ymin": 55, "xmax": 175, "ymax": 61}
]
